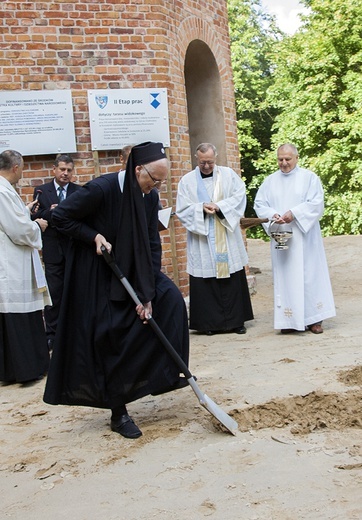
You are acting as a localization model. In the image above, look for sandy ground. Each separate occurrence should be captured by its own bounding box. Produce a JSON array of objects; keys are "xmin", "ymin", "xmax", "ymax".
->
[{"xmin": 1, "ymin": 235, "xmax": 361, "ymax": 520}]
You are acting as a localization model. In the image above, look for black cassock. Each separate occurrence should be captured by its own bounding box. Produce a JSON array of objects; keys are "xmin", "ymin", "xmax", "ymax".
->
[{"xmin": 43, "ymin": 172, "xmax": 189, "ymax": 410}]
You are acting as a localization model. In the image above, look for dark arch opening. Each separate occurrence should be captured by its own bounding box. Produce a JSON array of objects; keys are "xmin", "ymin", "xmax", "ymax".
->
[{"xmin": 184, "ymin": 39, "xmax": 227, "ymax": 167}]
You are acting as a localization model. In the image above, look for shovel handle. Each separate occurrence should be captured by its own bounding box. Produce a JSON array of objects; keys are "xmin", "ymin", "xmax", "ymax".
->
[
  {"xmin": 101, "ymin": 246, "xmax": 141, "ymax": 305},
  {"xmin": 101, "ymin": 246, "xmax": 193, "ymax": 380},
  {"xmin": 146, "ymin": 316, "xmax": 192, "ymax": 379}
]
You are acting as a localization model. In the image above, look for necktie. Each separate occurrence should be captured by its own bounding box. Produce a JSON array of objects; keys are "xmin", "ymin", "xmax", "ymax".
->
[{"xmin": 58, "ymin": 186, "xmax": 65, "ymax": 202}]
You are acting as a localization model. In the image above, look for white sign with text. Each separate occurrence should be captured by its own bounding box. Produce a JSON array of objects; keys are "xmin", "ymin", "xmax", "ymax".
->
[
  {"xmin": 0, "ymin": 90, "xmax": 76, "ymax": 156},
  {"xmin": 87, "ymin": 88, "xmax": 170, "ymax": 151}
]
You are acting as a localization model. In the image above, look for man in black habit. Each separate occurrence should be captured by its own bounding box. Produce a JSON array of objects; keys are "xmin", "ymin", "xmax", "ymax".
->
[{"xmin": 43, "ymin": 142, "xmax": 190, "ymax": 439}]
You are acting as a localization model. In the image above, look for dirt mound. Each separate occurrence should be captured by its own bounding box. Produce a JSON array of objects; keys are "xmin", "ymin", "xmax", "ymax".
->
[{"xmin": 232, "ymin": 389, "xmax": 362, "ymax": 435}]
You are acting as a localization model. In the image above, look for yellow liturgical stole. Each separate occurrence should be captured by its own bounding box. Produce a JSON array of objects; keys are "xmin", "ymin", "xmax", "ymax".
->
[{"xmin": 212, "ymin": 168, "xmax": 230, "ymax": 278}]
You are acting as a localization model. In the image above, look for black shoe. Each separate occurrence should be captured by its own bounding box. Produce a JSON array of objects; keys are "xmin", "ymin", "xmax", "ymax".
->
[
  {"xmin": 205, "ymin": 330, "xmax": 215, "ymax": 336},
  {"xmin": 111, "ymin": 414, "xmax": 142, "ymax": 439},
  {"xmin": 233, "ymin": 326, "xmax": 246, "ymax": 334},
  {"xmin": 47, "ymin": 338, "xmax": 54, "ymax": 352}
]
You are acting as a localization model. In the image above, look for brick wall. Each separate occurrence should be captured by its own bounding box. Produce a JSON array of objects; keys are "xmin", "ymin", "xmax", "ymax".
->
[{"xmin": 0, "ymin": 0, "xmax": 239, "ymax": 296}]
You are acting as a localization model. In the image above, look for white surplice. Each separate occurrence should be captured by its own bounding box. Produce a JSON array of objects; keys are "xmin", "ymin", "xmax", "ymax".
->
[
  {"xmin": 0, "ymin": 176, "xmax": 51, "ymax": 313},
  {"xmin": 254, "ymin": 166, "xmax": 336, "ymax": 331},
  {"xmin": 176, "ymin": 166, "xmax": 249, "ymax": 278}
]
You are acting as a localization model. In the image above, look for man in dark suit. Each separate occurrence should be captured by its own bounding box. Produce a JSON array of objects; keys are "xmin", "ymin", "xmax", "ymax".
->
[{"xmin": 32, "ymin": 154, "xmax": 81, "ymax": 351}]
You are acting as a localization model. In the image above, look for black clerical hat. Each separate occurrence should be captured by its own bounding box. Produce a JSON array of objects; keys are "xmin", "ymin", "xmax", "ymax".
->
[{"xmin": 132, "ymin": 141, "xmax": 167, "ymax": 166}]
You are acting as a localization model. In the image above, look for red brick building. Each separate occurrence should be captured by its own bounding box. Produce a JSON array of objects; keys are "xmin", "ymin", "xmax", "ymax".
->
[{"xmin": 0, "ymin": 0, "xmax": 240, "ymax": 295}]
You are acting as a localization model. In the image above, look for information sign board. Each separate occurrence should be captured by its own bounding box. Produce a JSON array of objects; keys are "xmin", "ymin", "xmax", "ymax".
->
[
  {"xmin": 88, "ymin": 88, "xmax": 170, "ymax": 151},
  {"xmin": 0, "ymin": 90, "xmax": 76, "ymax": 156}
]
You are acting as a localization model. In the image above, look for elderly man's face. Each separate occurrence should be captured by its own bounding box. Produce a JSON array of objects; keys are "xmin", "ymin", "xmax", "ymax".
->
[
  {"xmin": 196, "ymin": 149, "xmax": 216, "ymax": 176},
  {"xmin": 136, "ymin": 158, "xmax": 168, "ymax": 194},
  {"xmin": 277, "ymin": 147, "xmax": 298, "ymax": 174}
]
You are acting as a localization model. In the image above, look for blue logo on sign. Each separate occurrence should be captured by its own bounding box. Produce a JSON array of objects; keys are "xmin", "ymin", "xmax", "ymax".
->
[{"xmin": 95, "ymin": 96, "xmax": 108, "ymax": 109}]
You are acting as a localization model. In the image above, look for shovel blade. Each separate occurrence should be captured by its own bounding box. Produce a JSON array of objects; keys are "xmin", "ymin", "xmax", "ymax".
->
[
  {"xmin": 201, "ymin": 394, "xmax": 238, "ymax": 435},
  {"xmin": 187, "ymin": 377, "xmax": 238, "ymax": 435}
]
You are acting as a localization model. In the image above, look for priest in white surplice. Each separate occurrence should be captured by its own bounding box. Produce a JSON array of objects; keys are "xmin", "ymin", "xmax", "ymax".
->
[
  {"xmin": 254, "ymin": 143, "xmax": 335, "ymax": 334},
  {"xmin": 176, "ymin": 143, "xmax": 254, "ymax": 335}
]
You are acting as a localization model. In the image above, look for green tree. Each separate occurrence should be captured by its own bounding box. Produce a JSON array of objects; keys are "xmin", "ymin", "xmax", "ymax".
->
[
  {"xmin": 264, "ymin": 0, "xmax": 362, "ymax": 235},
  {"xmin": 227, "ymin": 0, "xmax": 281, "ymax": 226}
]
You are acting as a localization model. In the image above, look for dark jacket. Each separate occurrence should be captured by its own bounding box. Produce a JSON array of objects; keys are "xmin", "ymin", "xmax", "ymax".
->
[{"xmin": 32, "ymin": 180, "xmax": 81, "ymax": 263}]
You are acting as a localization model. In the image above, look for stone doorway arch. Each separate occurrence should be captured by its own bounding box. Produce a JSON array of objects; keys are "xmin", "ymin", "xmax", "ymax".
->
[{"xmin": 184, "ymin": 39, "xmax": 227, "ymax": 167}]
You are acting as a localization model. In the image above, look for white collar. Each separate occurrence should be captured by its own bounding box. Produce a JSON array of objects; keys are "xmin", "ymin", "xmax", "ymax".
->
[{"xmin": 54, "ymin": 180, "xmax": 69, "ymax": 191}]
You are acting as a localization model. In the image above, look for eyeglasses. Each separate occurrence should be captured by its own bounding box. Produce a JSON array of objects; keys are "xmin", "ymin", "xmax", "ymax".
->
[
  {"xmin": 142, "ymin": 164, "xmax": 166, "ymax": 186},
  {"xmin": 198, "ymin": 161, "xmax": 215, "ymax": 167}
]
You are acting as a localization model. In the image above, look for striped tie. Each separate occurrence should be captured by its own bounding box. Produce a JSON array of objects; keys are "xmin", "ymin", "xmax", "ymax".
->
[{"xmin": 58, "ymin": 186, "xmax": 65, "ymax": 202}]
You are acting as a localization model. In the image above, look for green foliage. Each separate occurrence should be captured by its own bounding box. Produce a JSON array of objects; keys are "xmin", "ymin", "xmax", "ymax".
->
[
  {"xmin": 228, "ymin": 0, "xmax": 362, "ymax": 237},
  {"xmin": 264, "ymin": 0, "xmax": 362, "ymax": 235},
  {"xmin": 227, "ymin": 0, "xmax": 281, "ymax": 226}
]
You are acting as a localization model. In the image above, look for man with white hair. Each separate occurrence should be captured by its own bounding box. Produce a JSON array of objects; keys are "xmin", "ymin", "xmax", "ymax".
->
[{"xmin": 254, "ymin": 143, "xmax": 335, "ymax": 334}]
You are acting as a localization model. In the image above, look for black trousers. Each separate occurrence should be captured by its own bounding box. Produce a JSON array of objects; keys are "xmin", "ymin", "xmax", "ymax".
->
[
  {"xmin": 0, "ymin": 311, "xmax": 48, "ymax": 383},
  {"xmin": 189, "ymin": 270, "xmax": 254, "ymax": 332},
  {"xmin": 44, "ymin": 260, "xmax": 65, "ymax": 339}
]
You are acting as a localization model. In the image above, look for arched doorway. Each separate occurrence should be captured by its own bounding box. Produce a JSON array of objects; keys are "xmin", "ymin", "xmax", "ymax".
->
[{"xmin": 184, "ymin": 39, "xmax": 227, "ymax": 167}]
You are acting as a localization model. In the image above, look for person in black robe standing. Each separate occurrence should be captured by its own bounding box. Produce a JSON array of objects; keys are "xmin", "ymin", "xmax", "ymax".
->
[{"xmin": 43, "ymin": 142, "xmax": 190, "ymax": 439}]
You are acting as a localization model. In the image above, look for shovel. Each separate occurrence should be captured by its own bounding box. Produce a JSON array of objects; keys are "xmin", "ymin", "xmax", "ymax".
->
[{"xmin": 101, "ymin": 246, "xmax": 238, "ymax": 435}]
